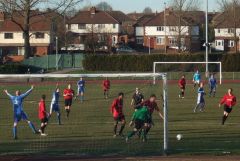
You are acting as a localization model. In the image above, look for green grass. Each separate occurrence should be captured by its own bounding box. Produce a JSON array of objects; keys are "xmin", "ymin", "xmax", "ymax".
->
[{"xmin": 0, "ymin": 80, "xmax": 240, "ymax": 157}]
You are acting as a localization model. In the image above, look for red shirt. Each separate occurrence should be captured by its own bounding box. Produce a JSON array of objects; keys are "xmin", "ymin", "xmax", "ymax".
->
[
  {"xmin": 64, "ymin": 89, "xmax": 74, "ymax": 100},
  {"xmin": 220, "ymin": 94, "xmax": 236, "ymax": 107},
  {"xmin": 38, "ymin": 99, "xmax": 47, "ymax": 119},
  {"xmin": 103, "ymin": 80, "xmax": 110, "ymax": 90},
  {"xmin": 111, "ymin": 98, "xmax": 123, "ymax": 118},
  {"xmin": 178, "ymin": 78, "xmax": 186, "ymax": 87},
  {"xmin": 142, "ymin": 100, "xmax": 159, "ymax": 115}
]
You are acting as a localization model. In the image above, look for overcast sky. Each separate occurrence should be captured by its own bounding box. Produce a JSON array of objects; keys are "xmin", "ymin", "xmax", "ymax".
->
[{"xmin": 81, "ymin": 0, "xmax": 220, "ymax": 13}]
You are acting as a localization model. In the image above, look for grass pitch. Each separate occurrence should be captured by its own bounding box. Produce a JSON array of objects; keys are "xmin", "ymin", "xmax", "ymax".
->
[{"xmin": 0, "ymin": 79, "xmax": 239, "ymax": 157}]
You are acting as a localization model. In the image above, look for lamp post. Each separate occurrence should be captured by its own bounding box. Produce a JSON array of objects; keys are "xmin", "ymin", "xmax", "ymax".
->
[
  {"xmin": 205, "ymin": 0, "xmax": 209, "ymax": 77},
  {"xmin": 164, "ymin": 2, "xmax": 167, "ymax": 54},
  {"xmin": 148, "ymin": 37, "xmax": 151, "ymax": 55},
  {"xmin": 56, "ymin": 36, "xmax": 58, "ymax": 70}
]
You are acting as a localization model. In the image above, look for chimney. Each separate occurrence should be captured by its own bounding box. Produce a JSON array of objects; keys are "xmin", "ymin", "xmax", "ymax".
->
[
  {"xmin": 90, "ymin": 7, "xmax": 96, "ymax": 15},
  {"xmin": 0, "ymin": 11, "xmax": 5, "ymax": 21}
]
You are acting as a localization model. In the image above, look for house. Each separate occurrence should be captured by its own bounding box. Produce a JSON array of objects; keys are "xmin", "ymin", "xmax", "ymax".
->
[
  {"xmin": 0, "ymin": 12, "xmax": 56, "ymax": 61},
  {"xmin": 212, "ymin": 12, "xmax": 240, "ymax": 52},
  {"xmin": 66, "ymin": 7, "xmax": 133, "ymax": 50},
  {"xmin": 134, "ymin": 9, "xmax": 202, "ymax": 52}
]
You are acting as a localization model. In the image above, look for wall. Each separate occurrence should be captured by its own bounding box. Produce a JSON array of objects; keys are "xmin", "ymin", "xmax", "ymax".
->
[{"xmin": 68, "ymin": 24, "xmax": 120, "ymax": 34}]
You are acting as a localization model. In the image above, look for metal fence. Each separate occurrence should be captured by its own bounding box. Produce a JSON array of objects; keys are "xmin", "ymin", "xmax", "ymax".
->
[{"xmin": 22, "ymin": 54, "xmax": 84, "ymax": 70}]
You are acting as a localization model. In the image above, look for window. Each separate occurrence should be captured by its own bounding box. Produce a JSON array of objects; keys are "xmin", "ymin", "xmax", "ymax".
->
[
  {"xmin": 157, "ymin": 26, "xmax": 164, "ymax": 31},
  {"xmin": 215, "ymin": 40, "xmax": 218, "ymax": 46},
  {"xmin": 113, "ymin": 24, "xmax": 116, "ymax": 29},
  {"xmin": 67, "ymin": 24, "xmax": 71, "ymax": 30},
  {"xmin": 136, "ymin": 37, "xmax": 143, "ymax": 44},
  {"xmin": 35, "ymin": 32, "xmax": 45, "ymax": 39},
  {"xmin": 78, "ymin": 24, "xmax": 86, "ymax": 29},
  {"xmin": 228, "ymin": 28, "xmax": 234, "ymax": 34},
  {"xmin": 4, "ymin": 33, "xmax": 13, "ymax": 39},
  {"xmin": 218, "ymin": 41, "xmax": 221, "ymax": 46},
  {"xmin": 170, "ymin": 27, "xmax": 176, "ymax": 32},
  {"xmin": 217, "ymin": 29, "xmax": 220, "ymax": 33},
  {"xmin": 229, "ymin": 40, "xmax": 234, "ymax": 47},
  {"xmin": 156, "ymin": 37, "xmax": 164, "ymax": 45},
  {"xmin": 98, "ymin": 24, "xmax": 105, "ymax": 29},
  {"xmin": 169, "ymin": 38, "xmax": 177, "ymax": 46}
]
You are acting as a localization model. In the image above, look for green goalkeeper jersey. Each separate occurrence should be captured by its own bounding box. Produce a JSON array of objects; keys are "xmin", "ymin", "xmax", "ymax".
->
[{"xmin": 131, "ymin": 106, "xmax": 150, "ymax": 122}]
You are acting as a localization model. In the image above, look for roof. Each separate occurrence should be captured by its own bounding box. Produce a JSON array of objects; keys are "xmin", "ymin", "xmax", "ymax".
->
[
  {"xmin": 0, "ymin": 13, "xmax": 53, "ymax": 32},
  {"xmin": 127, "ymin": 13, "xmax": 146, "ymax": 21},
  {"xmin": 134, "ymin": 14, "xmax": 156, "ymax": 26},
  {"xmin": 212, "ymin": 11, "xmax": 240, "ymax": 28},
  {"xmin": 69, "ymin": 8, "xmax": 131, "ymax": 24}
]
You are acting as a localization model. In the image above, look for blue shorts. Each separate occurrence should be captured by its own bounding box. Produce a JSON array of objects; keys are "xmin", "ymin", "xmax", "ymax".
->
[
  {"xmin": 210, "ymin": 86, "xmax": 216, "ymax": 91},
  {"xmin": 14, "ymin": 111, "xmax": 28, "ymax": 122},
  {"xmin": 78, "ymin": 88, "xmax": 85, "ymax": 94},
  {"xmin": 50, "ymin": 103, "xmax": 60, "ymax": 112}
]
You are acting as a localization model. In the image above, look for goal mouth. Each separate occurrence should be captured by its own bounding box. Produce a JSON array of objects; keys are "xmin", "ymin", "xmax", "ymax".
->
[{"xmin": 0, "ymin": 73, "xmax": 169, "ymax": 156}]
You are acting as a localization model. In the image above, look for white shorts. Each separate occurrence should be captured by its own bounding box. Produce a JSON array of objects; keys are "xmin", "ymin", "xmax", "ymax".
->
[{"xmin": 194, "ymin": 80, "xmax": 200, "ymax": 84}]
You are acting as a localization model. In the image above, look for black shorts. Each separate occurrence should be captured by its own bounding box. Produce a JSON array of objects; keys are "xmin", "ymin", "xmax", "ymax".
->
[
  {"xmin": 65, "ymin": 99, "xmax": 72, "ymax": 106},
  {"xmin": 134, "ymin": 119, "xmax": 144, "ymax": 130},
  {"xmin": 114, "ymin": 114, "xmax": 125, "ymax": 122},
  {"xmin": 224, "ymin": 105, "xmax": 232, "ymax": 113},
  {"xmin": 146, "ymin": 116, "xmax": 153, "ymax": 124},
  {"xmin": 180, "ymin": 86, "xmax": 185, "ymax": 90},
  {"xmin": 41, "ymin": 117, "xmax": 48, "ymax": 123}
]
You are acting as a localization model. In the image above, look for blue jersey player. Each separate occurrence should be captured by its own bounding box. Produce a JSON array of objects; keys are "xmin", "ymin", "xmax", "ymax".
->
[
  {"xmin": 193, "ymin": 70, "xmax": 201, "ymax": 88},
  {"xmin": 77, "ymin": 77, "xmax": 85, "ymax": 102},
  {"xmin": 4, "ymin": 85, "xmax": 38, "ymax": 139},
  {"xmin": 193, "ymin": 82, "xmax": 206, "ymax": 113},
  {"xmin": 49, "ymin": 84, "xmax": 61, "ymax": 125},
  {"xmin": 209, "ymin": 74, "xmax": 217, "ymax": 97}
]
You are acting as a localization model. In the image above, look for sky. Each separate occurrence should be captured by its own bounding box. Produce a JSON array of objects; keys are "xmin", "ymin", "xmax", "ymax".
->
[{"xmin": 81, "ymin": 0, "xmax": 219, "ymax": 13}]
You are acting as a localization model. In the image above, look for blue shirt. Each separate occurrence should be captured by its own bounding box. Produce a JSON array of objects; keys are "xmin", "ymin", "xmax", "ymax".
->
[
  {"xmin": 6, "ymin": 88, "xmax": 33, "ymax": 115},
  {"xmin": 209, "ymin": 77, "xmax": 217, "ymax": 87},
  {"xmin": 77, "ymin": 80, "xmax": 85, "ymax": 89},
  {"xmin": 51, "ymin": 91, "xmax": 60, "ymax": 105},
  {"xmin": 197, "ymin": 87, "xmax": 205, "ymax": 104},
  {"xmin": 193, "ymin": 73, "xmax": 201, "ymax": 81}
]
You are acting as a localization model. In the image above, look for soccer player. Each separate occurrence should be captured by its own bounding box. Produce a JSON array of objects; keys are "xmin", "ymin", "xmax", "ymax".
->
[
  {"xmin": 193, "ymin": 70, "xmax": 201, "ymax": 88},
  {"xmin": 193, "ymin": 82, "xmax": 206, "ymax": 113},
  {"xmin": 4, "ymin": 85, "xmax": 38, "ymax": 139},
  {"xmin": 131, "ymin": 87, "xmax": 144, "ymax": 109},
  {"xmin": 141, "ymin": 94, "xmax": 164, "ymax": 135},
  {"xmin": 49, "ymin": 84, "xmax": 61, "ymax": 125},
  {"xmin": 126, "ymin": 106, "xmax": 150, "ymax": 142},
  {"xmin": 38, "ymin": 94, "xmax": 49, "ymax": 136},
  {"xmin": 209, "ymin": 73, "xmax": 217, "ymax": 97},
  {"xmin": 77, "ymin": 77, "xmax": 85, "ymax": 102},
  {"xmin": 178, "ymin": 75, "xmax": 186, "ymax": 98},
  {"xmin": 219, "ymin": 88, "xmax": 237, "ymax": 125},
  {"xmin": 103, "ymin": 78, "xmax": 110, "ymax": 99},
  {"xmin": 110, "ymin": 92, "xmax": 125, "ymax": 138},
  {"xmin": 63, "ymin": 84, "xmax": 74, "ymax": 118}
]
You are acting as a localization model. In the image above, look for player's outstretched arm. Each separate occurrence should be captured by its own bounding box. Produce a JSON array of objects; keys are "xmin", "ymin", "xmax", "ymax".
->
[
  {"xmin": 21, "ymin": 85, "xmax": 34, "ymax": 98},
  {"xmin": 3, "ymin": 90, "xmax": 12, "ymax": 97}
]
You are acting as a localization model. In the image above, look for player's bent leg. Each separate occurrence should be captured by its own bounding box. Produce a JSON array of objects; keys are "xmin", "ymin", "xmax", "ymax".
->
[
  {"xmin": 57, "ymin": 112, "xmax": 61, "ymax": 125},
  {"xmin": 26, "ymin": 120, "xmax": 38, "ymax": 134},
  {"xmin": 113, "ymin": 120, "xmax": 118, "ymax": 137},
  {"xmin": 119, "ymin": 119, "xmax": 126, "ymax": 137},
  {"xmin": 13, "ymin": 122, "xmax": 18, "ymax": 139}
]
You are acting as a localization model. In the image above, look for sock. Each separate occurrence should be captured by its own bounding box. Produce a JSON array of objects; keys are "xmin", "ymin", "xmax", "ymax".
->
[
  {"xmin": 13, "ymin": 127, "xmax": 17, "ymax": 139},
  {"xmin": 114, "ymin": 124, "xmax": 117, "ymax": 135},
  {"xmin": 80, "ymin": 96, "xmax": 84, "ymax": 102},
  {"xmin": 28, "ymin": 122, "xmax": 37, "ymax": 133},
  {"xmin": 41, "ymin": 125, "xmax": 46, "ymax": 133},
  {"xmin": 127, "ymin": 131, "xmax": 136, "ymax": 138},
  {"xmin": 146, "ymin": 127, "xmax": 150, "ymax": 135},
  {"xmin": 182, "ymin": 91, "xmax": 184, "ymax": 97},
  {"xmin": 142, "ymin": 129, "xmax": 147, "ymax": 141},
  {"xmin": 57, "ymin": 113, "xmax": 61, "ymax": 124},
  {"xmin": 119, "ymin": 124, "xmax": 125, "ymax": 135},
  {"xmin": 222, "ymin": 115, "xmax": 228, "ymax": 125},
  {"xmin": 66, "ymin": 109, "xmax": 70, "ymax": 117}
]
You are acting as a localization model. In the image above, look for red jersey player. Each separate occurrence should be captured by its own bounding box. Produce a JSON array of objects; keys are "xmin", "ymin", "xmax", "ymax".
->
[
  {"xmin": 178, "ymin": 75, "xmax": 186, "ymax": 98},
  {"xmin": 219, "ymin": 88, "xmax": 237, "ymax": 125},
  {"xmin": 110, "ymin": 92, "xmax": 125, "ymax": 137},
  {"xmin": 38, "ymin": 94, "xmax": 49, "ymax": 136},
  {"xmin": 63, "ymin": 84, "xmax": 74, "ymax": 118},
  {"xmin": 103, "ymin": 78, "xmax": 110, "ymax": 99}
]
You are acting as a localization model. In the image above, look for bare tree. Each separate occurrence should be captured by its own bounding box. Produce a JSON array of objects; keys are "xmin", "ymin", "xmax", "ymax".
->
[
  {"xmin": 170, "ymin": 0, "xmax": 200, "ymax": 53},
  {"xmin": 0, "ymin": 0, "xmax": 83, "ymax": 58},
  {"xmin": 218, "ymin": 0, "xmax": 240, "ymax": 53},
  {"xmin": 96, "ymin": 1, "xmax": 112, "ymax": 11},
  {"xmin": 143, "ymin": 7, "xmax": 153, "ymax": 14}
]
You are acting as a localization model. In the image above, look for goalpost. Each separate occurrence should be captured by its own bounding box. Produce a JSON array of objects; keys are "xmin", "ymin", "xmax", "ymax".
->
[
  {"xmin": 0, "ymin": 73, "xmax": 169, "ymax": 154},
  {"xmin": 153, "ymin": 62, "xmax": 222, "ymax": 85}
]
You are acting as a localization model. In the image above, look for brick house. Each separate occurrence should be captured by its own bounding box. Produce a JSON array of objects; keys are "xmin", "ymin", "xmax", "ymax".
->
[
  {"xmin": 0, "ymin": 12, "xmax": 56, "ymax": 62},
  {"xmin": 66, "ymin": 7, "xmax": 133, "ymax": 50},
  {"xmin": 134, "ymin": 9, "xmax": 202, "ymax": 52}
]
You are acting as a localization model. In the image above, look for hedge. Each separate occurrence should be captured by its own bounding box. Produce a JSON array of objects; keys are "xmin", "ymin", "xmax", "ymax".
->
[
  {"xmin": 0, "ymin": 64, "xmax": 41, "ymax": 74},
  {"xmin": 83, "ymin": 53, "xmax": 240, "ymax": 72}
]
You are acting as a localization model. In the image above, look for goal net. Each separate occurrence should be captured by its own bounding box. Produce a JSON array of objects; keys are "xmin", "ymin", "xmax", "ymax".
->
[
  {"xmin": 0, "ymin": 73, "xmax": 168, "ymax": 156},
  {"xmin": 153, "ymin": 62, "xmax": 222, "ymax": 85}
]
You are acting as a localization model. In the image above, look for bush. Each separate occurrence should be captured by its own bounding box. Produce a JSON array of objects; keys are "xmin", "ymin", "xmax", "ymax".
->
[{"xmin": 0, "ymin": 64, "xmax": 40, "ymax": 74}]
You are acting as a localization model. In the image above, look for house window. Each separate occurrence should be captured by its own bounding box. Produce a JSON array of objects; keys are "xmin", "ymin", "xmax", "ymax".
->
[
  {"xmin": 113, "ymin": 24, "xmax": 116, "ymax": 29},
  {"xmin": 4, "ymin": 33, "xmax": 13, "ymax": 39},
  {"xmin": 169, "ymin": 38, "xmax": 177, "ymax": 46},
  {"xmin": 215, "ymin": 41, "xmax": 218, "ymax": 46},
  {"xmin": 170, "ymin": 27, "xmax": 177, "ymax": 32},
  {"xmin": 157, "ymin": 26, "xmax": 164, "ymax": 31},
  {"xmin": 218, "ymin": 41, "xmax": 221, "ymax": 46},
  {"xmin": 228, "ymin": 28, "xmax": 234, "ymax": 34},
  {"xmin": 98, "ymin": 24, "xmax": 105, "ymax": 29},
  {"xmin": 35, "ymin": 32, "xmax": 45, "ymax": 39},
  {"xmin": 229, "ymin": 40, "xmax": 234, "ymax": 47},
  {"xmin": 136, "ymin": 37, "xmax": 143, "ymax": 44},
  {"xmin": 217, "ymin": 29, "xmax": 220, "ymax": 33},
  {"xmin": 67, "ymin": 24, "xmax": 71, "ymax": 30},
  {"xmin": 156, "ymin": 37, "xmax": 164, "ymax": 45},
  {"xmin": 78, "ymin": 24, "xmax": 86, "ymax": 29}
]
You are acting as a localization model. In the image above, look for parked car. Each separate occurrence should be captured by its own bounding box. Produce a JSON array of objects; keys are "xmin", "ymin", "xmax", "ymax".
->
[
  {"xmin": 61, "ymin": 44, "xmax": 85, "ymax": 51},
  {"xmin": 116, "ymin": 45, "xmax": 136, "ymax": 53}
]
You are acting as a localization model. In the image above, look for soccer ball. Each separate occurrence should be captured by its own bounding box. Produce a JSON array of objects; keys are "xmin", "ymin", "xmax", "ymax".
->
[{"xmin": 176, "ymin": 134, "xmax": 183, "ymax": 141}]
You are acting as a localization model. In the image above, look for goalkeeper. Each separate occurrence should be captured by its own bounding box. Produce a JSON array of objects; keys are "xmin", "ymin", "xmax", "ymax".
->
[{"xmin": 126, "ymin": 106, "xmax": 150, "ymax": 143}]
